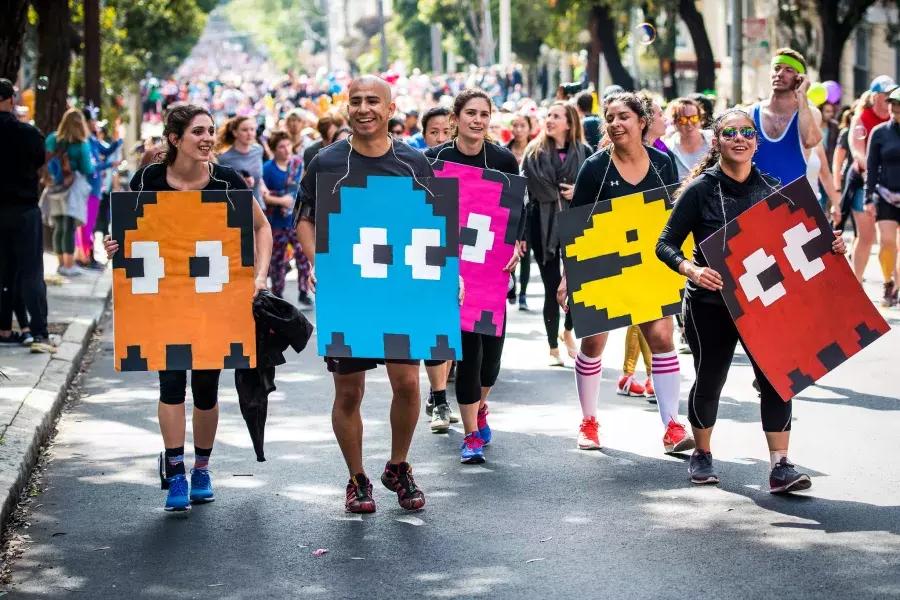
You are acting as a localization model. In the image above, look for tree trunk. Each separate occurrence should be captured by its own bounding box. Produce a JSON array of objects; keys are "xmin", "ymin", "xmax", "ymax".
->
[
  {"xmin": 34, "ymin": 0, "xmax": 75, "ymax": 134},
  {"xmin": 83, "ymin": 0, "xmax": 102, "ymax": 108},
  {"xmin": 643, "ymin": 1, "xmax": 679, "ymax": 100},
  {"xmin": 0, "ymin": 0, "xmax": 29, "ymax": 80},
  {"xmin": 589, "ymin": 3, "xmax": 635, "ymax": 91},
  {"xmin": 678, "ymin": 0, "xmax": 716, "ymax": 92},
  {"xmin": 816, "ymin": 0, "xmax": 877, "ymax": 84}
]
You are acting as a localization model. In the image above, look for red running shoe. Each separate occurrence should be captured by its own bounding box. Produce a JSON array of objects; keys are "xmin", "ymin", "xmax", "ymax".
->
[
  {"xmin": 381, "ymin": 462, "xmax": 426, "ymax": 511},
  {"xmin": 643, "ymin": 377, "xmax": 655, "ymax": 399},
  {"xmin": 577, "ymin": 416, "xmax": 601, "ymax": 450},
  {"xmin": 663, "ymin": 419, "xmax": 695, "ymax": 454},
  {"xmin": 345, "ymin": 473, "xmax": 376, "ymax": 514},
  {"xmin": 616, "ymin": 375, "xmax": 646, "ymax": 397}
]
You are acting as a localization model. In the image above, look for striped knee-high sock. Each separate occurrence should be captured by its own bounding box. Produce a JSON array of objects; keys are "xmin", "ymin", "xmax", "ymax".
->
[
  {"xmin": 651, "ymin": 351, "xmax": 681, "ymax": 426},
  {"xmin": 575, "ymin": 352, "xmax": 602, "ymax": 419}
]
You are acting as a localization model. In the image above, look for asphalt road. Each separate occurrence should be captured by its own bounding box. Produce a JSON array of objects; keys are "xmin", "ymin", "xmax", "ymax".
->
[{"xmin": 4, "ymin": 275, "xmax": 900, "ymax": 599}]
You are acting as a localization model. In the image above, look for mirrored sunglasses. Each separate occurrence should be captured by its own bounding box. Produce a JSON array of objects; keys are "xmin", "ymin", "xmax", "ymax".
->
[
  {"xmin": 721, "ymin": 126, "xmax": 757, "ymax": 140},
  {"xmin": 676, "ymin": 114, "xmax": 700, "ymax": 125}
]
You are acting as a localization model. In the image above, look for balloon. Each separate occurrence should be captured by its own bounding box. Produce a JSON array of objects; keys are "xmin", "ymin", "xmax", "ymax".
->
[
  {"xmin": 807, "ymin": 82, "xmax": 827, "ymax": 106},
  {"xmin": 823, "ymin": 80, "xmax": 842, "ymax": 104}
]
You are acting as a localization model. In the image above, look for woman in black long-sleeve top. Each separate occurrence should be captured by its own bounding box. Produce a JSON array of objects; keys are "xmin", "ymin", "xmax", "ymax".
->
[
  {"xmin": 656, "ymin": 109, "xmax": 846, "ymax": 493},
  {"xmin": 560, "ymin": 92, "xmax": 691, "ymax": 456}
]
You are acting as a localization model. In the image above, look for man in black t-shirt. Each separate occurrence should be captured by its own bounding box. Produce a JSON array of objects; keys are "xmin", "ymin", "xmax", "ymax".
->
[{"xmin": 294, "ymin": 76, "xmax": 431, "ymax": 514}]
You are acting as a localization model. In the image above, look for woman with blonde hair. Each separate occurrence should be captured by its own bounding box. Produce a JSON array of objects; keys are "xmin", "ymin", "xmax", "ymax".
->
[
  {"xmin": 522, "ymin": 101, "xmax": 591, "ymax": 366},
  {"xmin": 44, "ymin": 108, "xmax": 94, "ymax": 276},
  {"xmin": 665, "ymin": 97, "xmax": 712, "ymax": 180}
]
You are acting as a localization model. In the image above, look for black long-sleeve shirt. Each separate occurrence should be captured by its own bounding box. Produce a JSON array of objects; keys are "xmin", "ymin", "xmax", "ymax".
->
[
  {"xmin": 865, "ymin": 120, "xmax": 900, "ymax": 200},
  {"xmin": 0, "ymin": 111, "xmax": 46, "ymax": 207},
  {"xmin": 571, "ymin": 145, "xmax": 676, "ymax": 208},
  {"xmin": 656, "ymin": 164, "xmax": 779, "ymax": 304}
]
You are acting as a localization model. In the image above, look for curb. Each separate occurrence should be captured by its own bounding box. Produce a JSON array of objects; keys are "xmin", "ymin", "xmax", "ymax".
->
[{"xmin": 0, "ymin": 273, "xmax": 112, "ymax": 535}]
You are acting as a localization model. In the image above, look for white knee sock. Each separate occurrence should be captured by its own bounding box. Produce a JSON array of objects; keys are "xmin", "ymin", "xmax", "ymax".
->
[
  {"xmin": 651, "ymin": 351, "xmax": 681, "ymax": 426},
  {"xmin": 575, "ymin": 352, "xmax": 602, "ymax": 419}
]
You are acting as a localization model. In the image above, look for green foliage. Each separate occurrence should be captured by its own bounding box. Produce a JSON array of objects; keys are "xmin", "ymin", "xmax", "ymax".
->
[
  {"xmin": 108, "ymin": 0, "xmax": 210, "ymax": 76},
  {"xmin": 65, "ymin": 0, "xmax": 214, "ymax": 121},
  {"xmin": 391, "ymin": 0, "xmax": 433, "ymax": 69},
  {"xmin": 221, "ymin": 0, "xmax": 326, "ymax": 70}
]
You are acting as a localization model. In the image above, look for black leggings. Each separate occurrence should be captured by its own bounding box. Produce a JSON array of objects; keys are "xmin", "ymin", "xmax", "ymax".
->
[
  {"xmin": 536, "ymin": 251, "xmax": 572, "ymax": 349},
  {"xmin": 507, "ymin": 247, "xmax": 531, "ymax": 299},
  {"xmin": 683, "ymin": 298, "xmax": 791, "ymax": 432},
  {"xmin": 158, "ymin": 370, "xmax": 220, "ymax": 410},
  {"xmin": 455, "ymin": 328, "xmax": 505, "ymax": 405}
]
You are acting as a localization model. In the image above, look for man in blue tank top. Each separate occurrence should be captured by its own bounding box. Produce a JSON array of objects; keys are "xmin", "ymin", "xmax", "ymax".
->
[{"xmin": 751, "ymin": 48, "xmax": 823, "ymax": 186}]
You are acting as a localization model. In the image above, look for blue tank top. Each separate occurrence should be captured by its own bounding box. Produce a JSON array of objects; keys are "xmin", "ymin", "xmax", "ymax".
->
[{"xmin": 752, "ymin": 104, "xmax": 807, "ymax": 186}]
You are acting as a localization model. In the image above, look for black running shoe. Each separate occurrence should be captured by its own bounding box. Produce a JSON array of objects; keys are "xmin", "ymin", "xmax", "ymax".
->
[
  {"xmin": 381, "ymin": 462, "xmax": 425, "ymax": 511},
  {"xmin": 769, "ymin": 458, "xmax": 811, "ymax": 493},
  {"xmin": 689, "ymin": 450, "xmax": 720, "ymax": 485}
]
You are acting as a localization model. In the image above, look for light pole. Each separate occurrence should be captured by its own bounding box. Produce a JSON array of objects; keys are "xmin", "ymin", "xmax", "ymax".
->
[
  {"xmin": 499, "ymin": 0, "xmax": 511, "ymax": 67},
  {"xmin": 730, "ymin": 0, "xmax": 743, "ymax": 105}
]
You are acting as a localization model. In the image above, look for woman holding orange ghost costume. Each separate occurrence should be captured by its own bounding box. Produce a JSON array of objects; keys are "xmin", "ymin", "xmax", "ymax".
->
[{"xmin": 104, "ymin": 105, "xmax": 272, "ymax": 512}]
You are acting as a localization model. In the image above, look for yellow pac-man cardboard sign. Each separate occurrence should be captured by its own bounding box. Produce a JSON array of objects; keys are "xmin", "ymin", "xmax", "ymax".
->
[
  {"xmin": 559, "ymin": 184, "xmax": 692, "ymax": 337},
  {"xmin": 110, "ymin": 190, "xmax": 257, "ymax": 371}
]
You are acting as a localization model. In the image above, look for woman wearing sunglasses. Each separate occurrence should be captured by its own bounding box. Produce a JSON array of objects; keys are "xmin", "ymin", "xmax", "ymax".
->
[
  {"xmin": 657, "ymin": 110, "xmax": 847, "ymax": 492},
  {"xmin": 561, "ymin": 92, "xmax": 694, "ymax": 455},
  {"xmin": 665, "ymin": 98, "xmax": 711, "ymax": 180}
]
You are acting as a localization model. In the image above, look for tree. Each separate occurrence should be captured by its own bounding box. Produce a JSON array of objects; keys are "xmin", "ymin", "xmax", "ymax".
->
[
  {"xmin": 817, "ymin": 0, "xmax": 882, "ymax": 83},
  {"xmin": 774, "ymin": 1, "xmax": 899, "ymax": 85},
  {"xmin": 0, "ymin": 0, "xmax": 29, "ymax": 80},
  {"xmin": 589, "ymin": 3, "xmax": 635, "ymax": 90},
  {"xmin": 33, "ymin": 0, "xmax": 79, "ymax": 134},
  {"xmin": 677, "ymin": 0, "xmax": 715, "ymax": 92},
  {"xmin": 83, "ymin": 0, "xmax": 101, "ymax": 108}
]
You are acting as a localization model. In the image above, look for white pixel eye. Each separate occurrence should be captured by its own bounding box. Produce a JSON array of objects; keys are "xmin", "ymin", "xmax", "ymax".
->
[
  {"xmin": 129, "ymin": 241, "xmax": 165, "ymax": 295},
  {"xmin": 192, "ymin": 241, "xmax": 230, "ymax": 293},
  {"xmin": 737, "ymin": 248, "xmax": 786, "ymax": 307},
  {"xmin": 352, "ymin": 227, "xmax": 391, "ymax": 278},
  {"xmin": 405, "ymin": 228, "xmax": 442, "ymax": 280},
  {"xmin": 460, "ymin": 213, "xmax": 495, "ymax": 264},
  {"xmin": 783, "ymin": 222, "xmax": 825, "ymax": 281}
]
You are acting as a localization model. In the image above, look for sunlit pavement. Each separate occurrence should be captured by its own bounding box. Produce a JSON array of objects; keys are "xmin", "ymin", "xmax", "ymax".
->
[{"xmin": 5, "ymin": 262, "xmax": 900, "ymax": 599}]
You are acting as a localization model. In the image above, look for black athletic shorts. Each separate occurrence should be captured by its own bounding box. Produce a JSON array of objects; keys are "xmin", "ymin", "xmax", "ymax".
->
[
  {"xmin": 875, "ymin": 200, "xmax": 900, "ymax": 223},
  {"xmin": 325, "ymin": 356, "xmax": 419, "ymax": 375}
]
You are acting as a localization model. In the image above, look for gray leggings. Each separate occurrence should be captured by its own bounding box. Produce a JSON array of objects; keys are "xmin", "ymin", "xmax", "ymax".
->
[{"xmin": 52, "ymin": 215, "xmax": 76, "ymax": 255}]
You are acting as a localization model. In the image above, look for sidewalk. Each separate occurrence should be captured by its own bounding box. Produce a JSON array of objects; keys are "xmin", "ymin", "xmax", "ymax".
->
[{"xmin": 0, "ymin": 253, "xmax": 111, "ymax": 533}]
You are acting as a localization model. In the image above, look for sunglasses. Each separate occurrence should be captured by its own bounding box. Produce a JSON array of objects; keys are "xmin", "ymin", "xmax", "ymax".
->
[
  {"xmin": 676, "ymin": 114, "xmax": 700, "ymax": 125},
  {"xmin": 720, "ymin": 126, "xmax": 757, "ymax": 140}
]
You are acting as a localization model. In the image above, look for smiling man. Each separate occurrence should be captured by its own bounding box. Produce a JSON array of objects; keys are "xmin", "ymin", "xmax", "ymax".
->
[{"xmin": 294, "ymin": 75, "xmax": 434, "ymax": 514}]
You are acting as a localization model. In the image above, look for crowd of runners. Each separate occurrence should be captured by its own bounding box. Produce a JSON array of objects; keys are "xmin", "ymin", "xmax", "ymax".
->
[{"xmin": 3, "ymin": 36, "xmax": 898, "ymax": 516}]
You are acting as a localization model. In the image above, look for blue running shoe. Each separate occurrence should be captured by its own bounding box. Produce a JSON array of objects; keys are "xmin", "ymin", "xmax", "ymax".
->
[
  {"xmin": 477, "ymin": 404, "xmax": 492, "ymax": 445},
  {"xmin": 190, "ymin": 468, "xmax": 215, "ymax": 504},
  {"xmin": 165, "ymin": 474, "xmax": 190, "ymax": 511},
  {"xmin": 460, "ymin": 432, "xmax": 486, "ymax": 464}
]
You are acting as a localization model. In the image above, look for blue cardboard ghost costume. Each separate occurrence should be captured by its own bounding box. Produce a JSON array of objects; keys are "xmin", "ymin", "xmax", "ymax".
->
[{"xmin": 314, "ymin": 174, "xmax": 462, "ymax": 360}]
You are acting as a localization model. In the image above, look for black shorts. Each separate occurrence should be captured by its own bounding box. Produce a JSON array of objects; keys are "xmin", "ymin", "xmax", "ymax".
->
[
  {"xmin": 325, "ymin": 356, "xmax": 419, "ymax": 375},
  {"xmin": 424, "ymin": 360, "xmax": 448, "ymax": 367},
  {"xmin": 876, "ymin": 200, "xmax": 900, "ymax": 223}
]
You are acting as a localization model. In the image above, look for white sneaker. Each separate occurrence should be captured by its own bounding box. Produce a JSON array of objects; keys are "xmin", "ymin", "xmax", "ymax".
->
[{"xmin": 430, "ymin": 403, "xmax": 451, "ymax": 433}]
